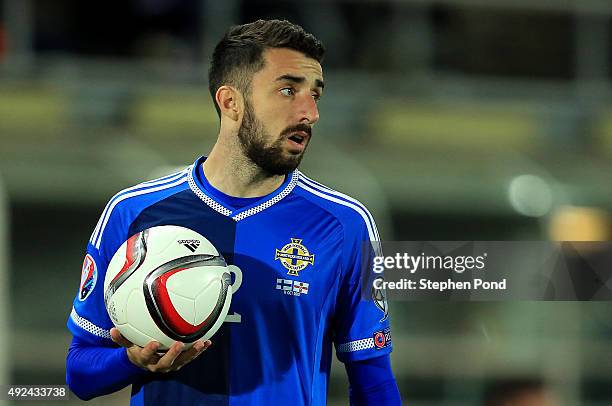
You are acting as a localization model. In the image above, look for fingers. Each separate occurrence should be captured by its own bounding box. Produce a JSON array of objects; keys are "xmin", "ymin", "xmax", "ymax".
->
[
  {"xmin": 154, "ymin": 341, "xmax": 184, "ymax": 372},
  {"xmin": 196, "ymin": 340, "xmax": 212, "ymax": 352},
  {"xmin": 123, "ymin": 338, "xmax": 212, "ymax": 373},
  {"xmin": 110, "ymin": 328, "xmax": 133, "ymax": 348},
  {"xmin": 112, "ymin": 329, "xmax": 162, "ymax": 370},
  {"xmin": 140, "ymin": 340, "xmax": 161, "ymax": 360},
  {"xmin": 187, "ymin": 340, "xmax": 212, "ymax": 357},
  {"xmin": 123, "ymin": 339, "xmax": 161, "ymax": 371},
  {"xmin": 152, "ymin": 340, "xmax": 213, "ymax": 373},
  {"xmin": 176, "ymin": 340, "xmax": 212, "ymax": 365},
  {"xmin": 179, "ymin": 340, "xmax": 212, "ymax": 362}
]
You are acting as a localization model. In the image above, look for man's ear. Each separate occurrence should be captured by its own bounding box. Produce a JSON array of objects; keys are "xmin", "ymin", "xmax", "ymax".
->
[{"xmin": 215, "ymin": 86, "xmax": 243, "ymax": 122}]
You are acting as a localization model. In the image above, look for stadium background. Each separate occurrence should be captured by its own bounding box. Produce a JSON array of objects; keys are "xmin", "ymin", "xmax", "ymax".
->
[{"xmin": 2, "ymin": 0, "xmax": 612, "ymax": 404}]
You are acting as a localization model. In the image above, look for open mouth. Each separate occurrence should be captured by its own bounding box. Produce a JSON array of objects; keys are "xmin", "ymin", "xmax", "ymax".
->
[
  {"xmin": 288, "ymin": 134, "xmax": 305, "ymax": 144},
  {"xmin": 286, "ymin": 130, "xmax": 309, "ymax": 146}
]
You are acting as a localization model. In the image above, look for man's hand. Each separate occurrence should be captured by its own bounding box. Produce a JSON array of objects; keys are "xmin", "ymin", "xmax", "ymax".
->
[{"xmin": 110, "ymin": 327, "xmax": 212, "ymax": 373}]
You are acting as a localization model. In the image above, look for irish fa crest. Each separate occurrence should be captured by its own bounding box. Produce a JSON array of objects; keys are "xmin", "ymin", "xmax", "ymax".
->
[{"xmin": 275, "ymin": 238, "xmax": 315, "ymax": 276}]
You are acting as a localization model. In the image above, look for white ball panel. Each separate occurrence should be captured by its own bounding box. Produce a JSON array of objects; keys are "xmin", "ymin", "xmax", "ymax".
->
[
  {"xmin": 194, "ymin": 278, "xmax": 224, "ymax": 324},
  {"xmin": 123, "ymin": 289, "xmax": 174, "ymax": 349},
  {"xmin": 125, "ymin": 289, "xmax": 157, "ymax": 338},
  {"xmin": 167, "ymin": 290, "xmax": 196, "ymax": 324},
  {"xmin": 166, "ymin": 267, "xmax": 219, "ymax": 299},
  {"xmin": 106, "ymin": 286, "xmax": 132, "ymax": 326},
  {"xmin": 107, "ymin": 298, "xmax": 122, "ymax": 325},
  {"xmin": 144, "ymin": 225, "xmax": 183, "ymax": 255},
  {"xmin": 115, "ymin": 322, "xmax": 158, "ymax": 349}
]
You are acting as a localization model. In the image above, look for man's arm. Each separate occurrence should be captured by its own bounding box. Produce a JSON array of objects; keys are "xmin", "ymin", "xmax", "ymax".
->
[
  {"xmin": 66, "ymin": 335, "xmax": 145, "ymax": 400},
  {"xmin": 66, "ymin": 329, "xmax": 210, "ymax": 400},
  {"xmin": 345, "ymin": 355, "xmax": 401, "ymax": 405}
]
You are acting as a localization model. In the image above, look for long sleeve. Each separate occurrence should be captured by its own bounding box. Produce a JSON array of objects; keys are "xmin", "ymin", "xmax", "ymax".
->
[
  {"xmin": 66, "ymin": 335, "xmax": 147, "ymax": 400},
  {"xmin": 345, "ymin": 354, "xmax": 402, "ymax": 405}
]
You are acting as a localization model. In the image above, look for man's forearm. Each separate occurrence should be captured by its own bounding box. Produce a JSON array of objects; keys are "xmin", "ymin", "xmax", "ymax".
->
[
  {"xmin": 66, "ymin": 336, "xmax": 145, "ymax": 400},
  {"xmin": 345, "ymin": 355, "xmax": 402, "ymax": 405}
]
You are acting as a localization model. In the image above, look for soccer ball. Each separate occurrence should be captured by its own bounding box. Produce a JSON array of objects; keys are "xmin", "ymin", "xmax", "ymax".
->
[{"xmin": 104, "ymin": 225, "xmax": 233, "ymax": 350}]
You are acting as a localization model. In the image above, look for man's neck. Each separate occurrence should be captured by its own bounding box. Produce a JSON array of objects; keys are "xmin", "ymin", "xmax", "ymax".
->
[{"xmin": 203, "ymin": 141, "xmax": 286, "ymax": 198}]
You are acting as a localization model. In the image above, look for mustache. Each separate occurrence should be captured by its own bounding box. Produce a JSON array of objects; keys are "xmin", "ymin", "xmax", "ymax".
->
[{"xmin": 281, "ymin": 124, "xmax": 312, "ymax": 137}]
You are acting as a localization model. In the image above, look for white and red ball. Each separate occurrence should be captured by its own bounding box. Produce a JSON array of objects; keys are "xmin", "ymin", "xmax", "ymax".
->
[{"xmin": 104, "ymin": 225, "xmax": 232, "ymax": 350}]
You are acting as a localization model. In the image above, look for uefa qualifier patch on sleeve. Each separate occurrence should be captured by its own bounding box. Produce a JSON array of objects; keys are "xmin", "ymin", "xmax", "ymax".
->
[
  {"xmin": 373, "ymin": 328, "xmax": 392, "ymax": 350},
  {"xmin": 79, "ymin": 254, "xmax": 98, "ymax": 301}
]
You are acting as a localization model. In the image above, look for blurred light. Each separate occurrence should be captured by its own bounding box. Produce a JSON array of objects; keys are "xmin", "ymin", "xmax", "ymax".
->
[
  {"xmin": 508, "ymin": 174, "xmax": 553, "ymax": 217},
  {"xmin": 548, "ymin": 206, "xmax": 611, "ymax": 241}
]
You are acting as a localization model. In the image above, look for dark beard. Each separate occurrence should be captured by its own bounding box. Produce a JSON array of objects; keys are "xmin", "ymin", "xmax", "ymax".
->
[{"xmin": 237, "ymin": 102, "xmax": 307, "ymax": 176}]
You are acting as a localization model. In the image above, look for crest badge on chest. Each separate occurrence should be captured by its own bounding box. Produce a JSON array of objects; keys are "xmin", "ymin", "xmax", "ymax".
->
[{"xmin": 274, "ymin": 238, "xmax": 315, "ymax": 276}]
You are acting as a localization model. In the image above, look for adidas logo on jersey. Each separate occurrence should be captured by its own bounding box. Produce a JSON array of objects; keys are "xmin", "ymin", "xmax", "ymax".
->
[{"xmin": 178, "ymin": 239, "xmax": 201, "ymax": 252}]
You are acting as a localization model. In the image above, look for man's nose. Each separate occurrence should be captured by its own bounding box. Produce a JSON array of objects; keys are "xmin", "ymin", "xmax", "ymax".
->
[{"xmin": 298, "ymin": 94, "xmax": 319, "ymax": 125}]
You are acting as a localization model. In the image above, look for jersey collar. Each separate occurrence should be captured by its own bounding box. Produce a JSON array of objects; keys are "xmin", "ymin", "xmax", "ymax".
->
[{"xmin": 187, "ymin": 156, "xmax": 299, "ymax": 221}]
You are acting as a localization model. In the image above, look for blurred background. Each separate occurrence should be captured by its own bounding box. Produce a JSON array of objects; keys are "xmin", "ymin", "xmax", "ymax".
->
[{"xmin": 2, "ymin": 0, "xmax": 612, "ymax": 404}]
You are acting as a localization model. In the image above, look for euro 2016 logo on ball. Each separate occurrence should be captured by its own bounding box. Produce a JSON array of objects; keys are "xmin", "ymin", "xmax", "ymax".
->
[{"xmin": 104, "ymin": 225, "xmax": 241, "ymax": 350}]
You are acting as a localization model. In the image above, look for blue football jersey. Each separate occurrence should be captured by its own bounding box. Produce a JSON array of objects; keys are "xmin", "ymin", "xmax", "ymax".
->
[{"xmin": 67, "ymin": 156, "xmax": 392, "ymax": 405}]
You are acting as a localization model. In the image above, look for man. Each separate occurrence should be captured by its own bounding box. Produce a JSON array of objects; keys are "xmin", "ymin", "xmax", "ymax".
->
[{"xmin": 66, "ymin": 19, "xmax": 401, "ymax": 405}]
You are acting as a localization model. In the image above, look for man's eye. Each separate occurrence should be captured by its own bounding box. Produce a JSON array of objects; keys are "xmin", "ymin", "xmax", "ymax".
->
[
  {"xmin": 280, "ymin": 88, "xmax": 294, "ymax": 97},
  {"xmin": 312, "ymin": 93, "xmax": 321, "ymax": 102}
]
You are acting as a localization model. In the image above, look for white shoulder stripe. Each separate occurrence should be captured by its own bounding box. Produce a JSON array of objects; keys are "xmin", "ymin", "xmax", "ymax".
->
[
  {"xmin": 141, "ymin": 168, "xmax": 187, "ymax": 185},
  {"xmin": 90, "ymin": 168, "xmax": 188, "ymax": 244},
  {"xmin": 298, "ymin": 174, "xmax": 380, "ymax": 242},
  {"xmin": 93, "ymin": 173, "xmax": 188, "ymax": 249},
  {"xmin": 296, "ymin": 180, "xmax": 382, "ymax": 256}
]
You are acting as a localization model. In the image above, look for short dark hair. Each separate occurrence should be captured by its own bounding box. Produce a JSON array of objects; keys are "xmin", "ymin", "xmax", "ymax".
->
[{"xmin": 208, "ymin": 19, "xmax": 325, "ymax": 118}]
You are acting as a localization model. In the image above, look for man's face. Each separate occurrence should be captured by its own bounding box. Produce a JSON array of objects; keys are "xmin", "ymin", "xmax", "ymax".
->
[{"xmin": 237, "ymin": 47, "xmax": 324, "ymax": 175}]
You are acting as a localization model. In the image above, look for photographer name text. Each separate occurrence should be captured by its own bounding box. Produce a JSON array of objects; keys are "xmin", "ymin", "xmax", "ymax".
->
[{"xmin": 373, "ymin": 277, "xmax": 507, "ymax": 292}]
